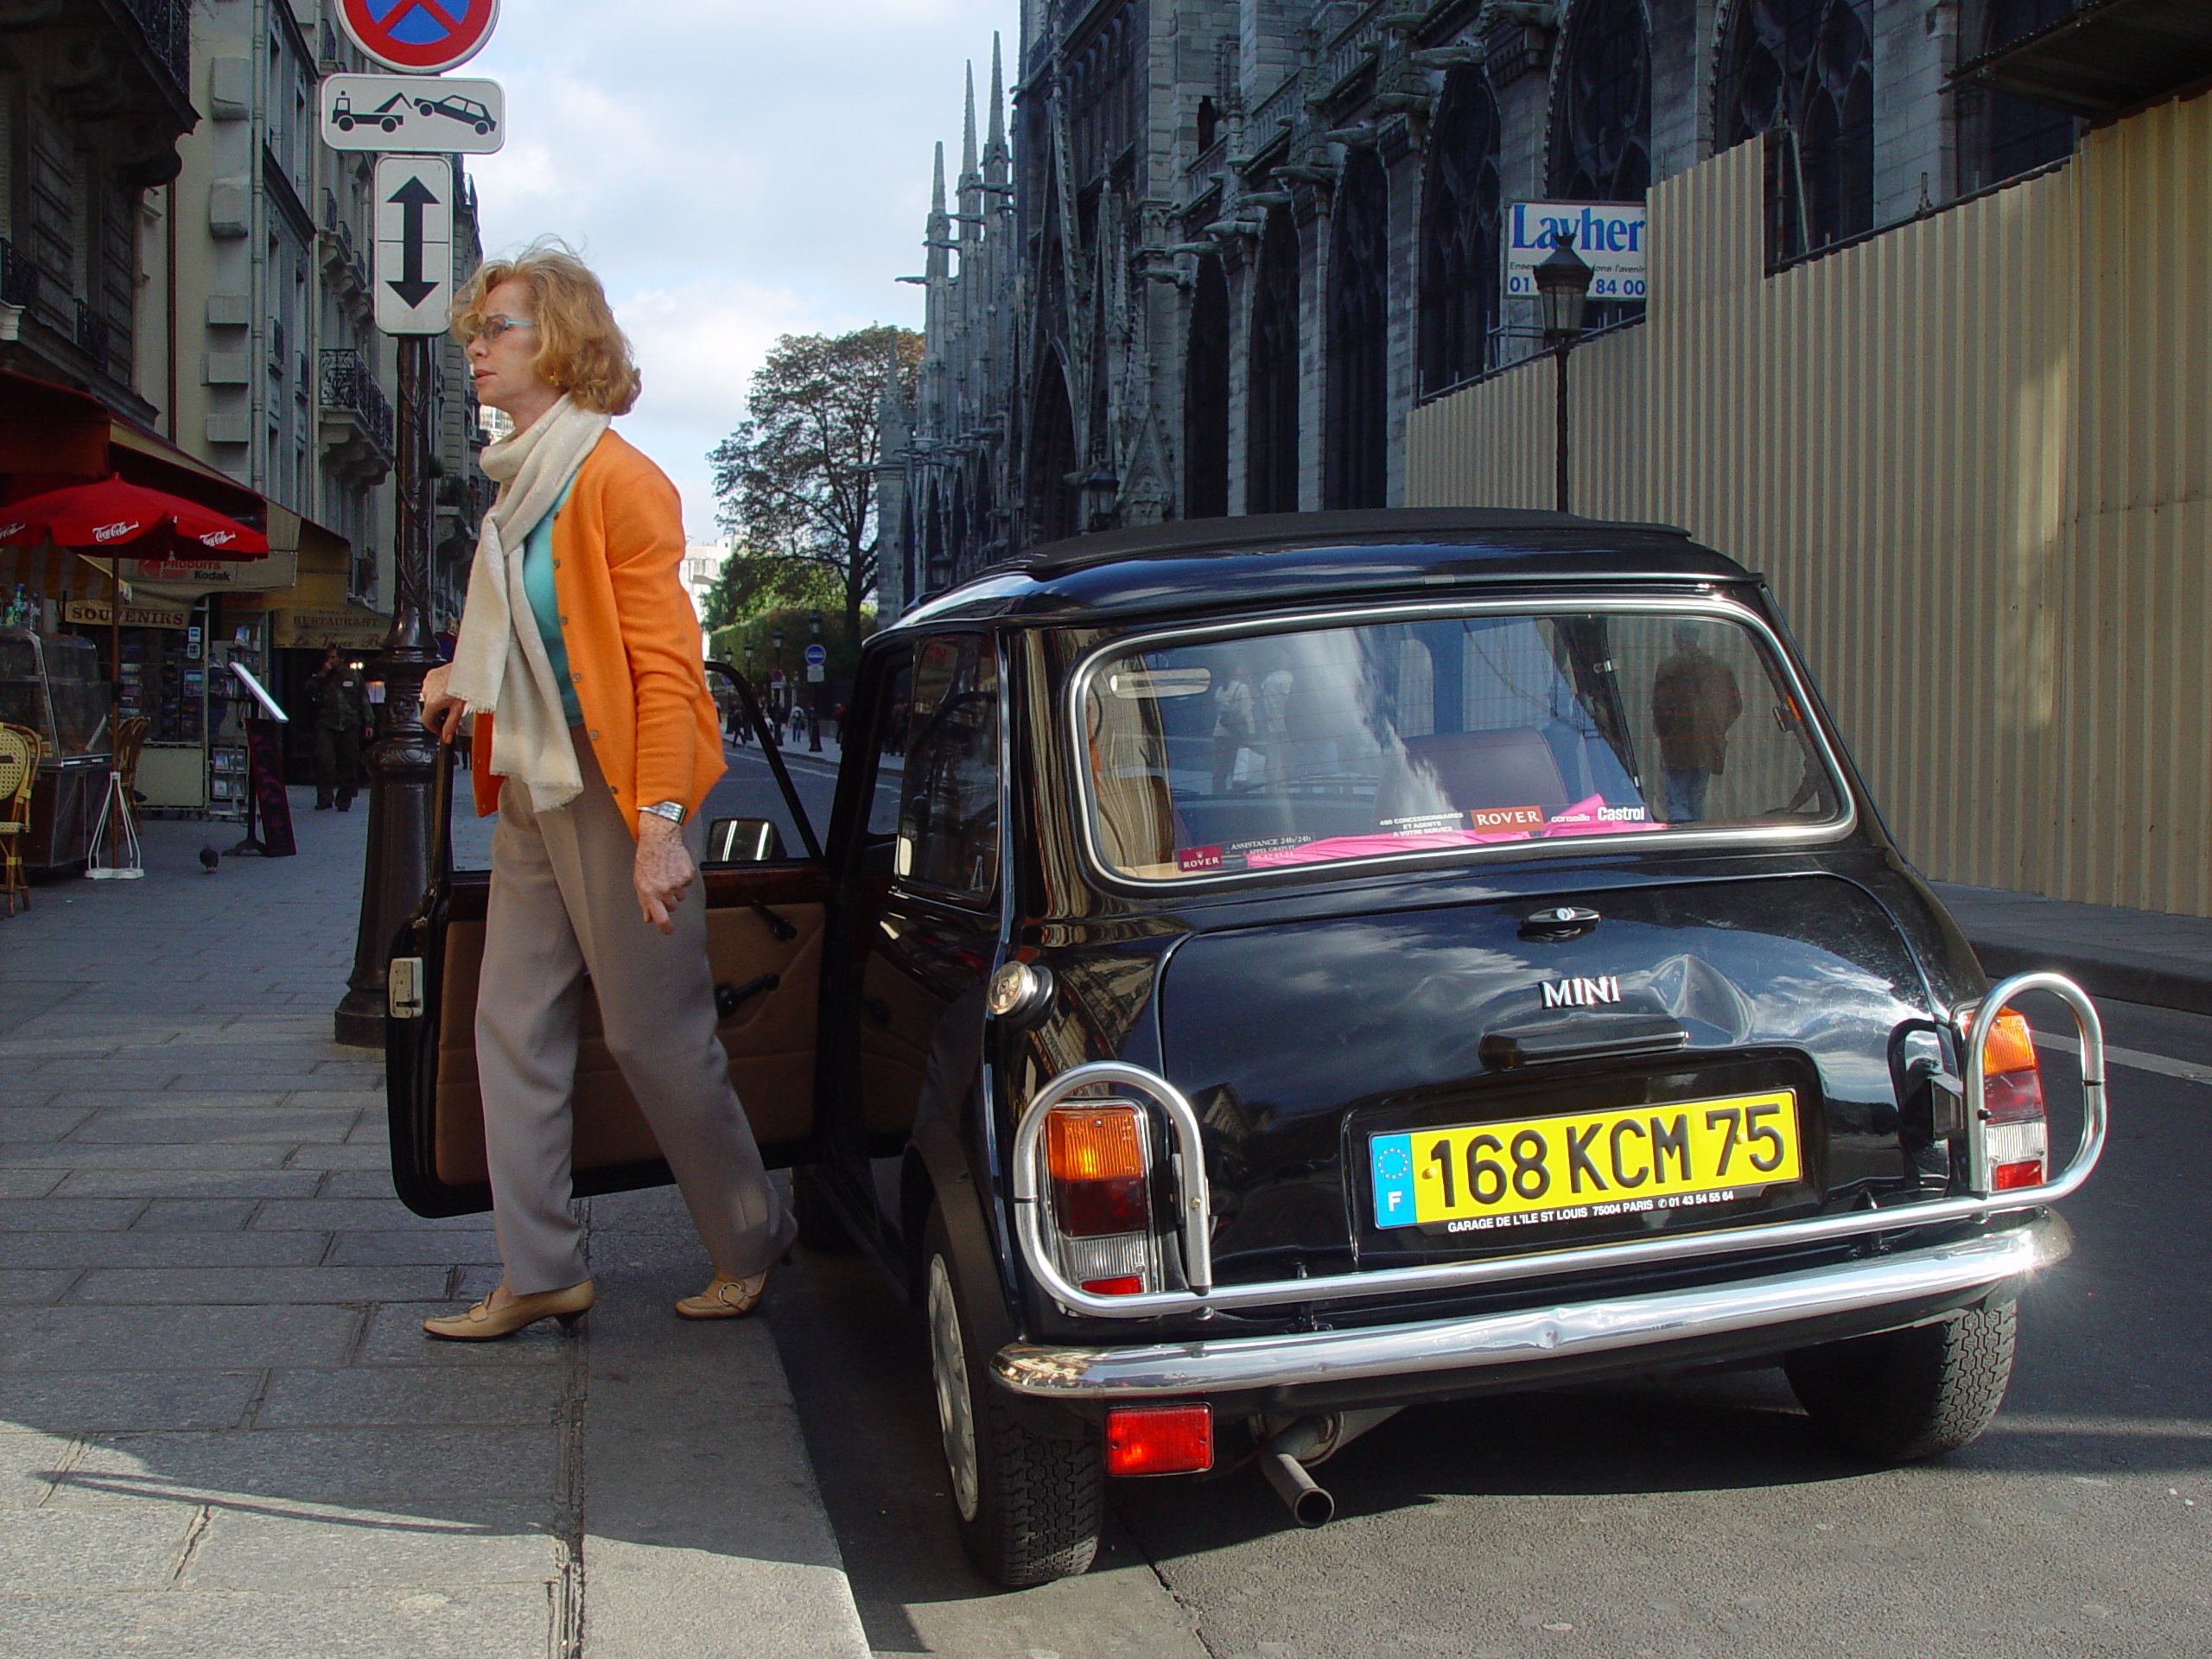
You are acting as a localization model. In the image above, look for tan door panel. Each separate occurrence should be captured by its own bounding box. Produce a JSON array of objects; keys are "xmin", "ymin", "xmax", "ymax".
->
[{"xmin": 432, "ymin": 901, "xmax": 823, "ymax": 1187}]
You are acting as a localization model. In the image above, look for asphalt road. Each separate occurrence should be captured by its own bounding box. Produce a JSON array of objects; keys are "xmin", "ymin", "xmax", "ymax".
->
[{"xmin": 714, "ymin": 747, "xmax": 2209, "ymax": 1659}]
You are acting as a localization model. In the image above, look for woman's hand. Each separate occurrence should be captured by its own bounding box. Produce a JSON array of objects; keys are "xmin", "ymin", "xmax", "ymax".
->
[
  {"xmin": 419, "ymin": 663, "xmax": 467, "ymax": 742},
  {"xmin": 633, "ymin": 814, "xmax": 695, "ymax": 934}
]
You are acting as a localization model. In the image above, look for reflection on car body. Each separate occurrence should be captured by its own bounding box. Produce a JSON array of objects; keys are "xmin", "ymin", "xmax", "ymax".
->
[{"xmin": 383, "ymin": 509, "xmax": 2107, "ymax": 1588}]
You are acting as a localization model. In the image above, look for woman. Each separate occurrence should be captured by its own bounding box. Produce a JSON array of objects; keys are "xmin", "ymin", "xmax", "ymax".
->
[{"xmin": 416, "ymin": 243, "xmax": 793, "ymax": 1340}]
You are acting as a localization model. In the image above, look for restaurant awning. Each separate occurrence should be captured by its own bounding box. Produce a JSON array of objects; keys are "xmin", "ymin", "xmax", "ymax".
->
[{"xmin": 1951, "ymin": 0, "xmax": 2212, "ymax": 121}]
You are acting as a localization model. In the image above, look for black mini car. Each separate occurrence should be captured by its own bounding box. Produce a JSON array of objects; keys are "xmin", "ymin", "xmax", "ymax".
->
[{"xmin": 386, "ymin": 509, "xmax": 2107, "ymax": 1587}]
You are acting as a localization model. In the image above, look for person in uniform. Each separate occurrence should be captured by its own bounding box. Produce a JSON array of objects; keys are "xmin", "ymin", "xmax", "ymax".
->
[{"xmin": 304, "ymin": 645, "xmax": 372, "ymax": 810}]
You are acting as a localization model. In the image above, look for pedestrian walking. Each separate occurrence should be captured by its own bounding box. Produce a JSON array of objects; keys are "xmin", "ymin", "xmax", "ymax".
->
[
  {"xmin": 416, "ymin": 241, "xmax": 793, "ymax": 1341},
  {"xmin": 1650, "ymin": 620, "xmax": 1742, "ymax": 823},
  {"xmin": 304, "ymin": 645, "xmax": 372, "ymax": 810}
]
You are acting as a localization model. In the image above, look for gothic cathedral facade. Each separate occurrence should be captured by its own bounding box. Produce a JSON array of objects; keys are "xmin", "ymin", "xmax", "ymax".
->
[{"xmin": 875, "ymin": 0, "xmax": 2079, "ymax": 613}]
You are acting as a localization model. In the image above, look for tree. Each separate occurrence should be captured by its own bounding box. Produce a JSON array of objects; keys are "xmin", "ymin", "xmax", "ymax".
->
[{"xmin": 709, "ymin": 325, "xmax": 922, "ymax": 645}]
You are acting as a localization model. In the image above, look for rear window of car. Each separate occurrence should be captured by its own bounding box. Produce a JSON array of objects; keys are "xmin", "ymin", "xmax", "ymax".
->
[{"xmin": 1077, "ymin": 607, "xmax": 1847, "ymax": 883}]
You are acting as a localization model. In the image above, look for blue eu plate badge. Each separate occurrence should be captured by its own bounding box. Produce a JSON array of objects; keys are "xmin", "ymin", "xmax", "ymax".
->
[{"xmin": 1370, "ymin": 1134, "xmax": 1416, "ymax": 1226}]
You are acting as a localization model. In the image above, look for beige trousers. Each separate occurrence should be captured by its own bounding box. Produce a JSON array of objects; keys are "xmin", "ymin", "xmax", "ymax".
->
[{"xmin": 474, "ymin": 730, "xmax": 792, "ymax": 1294}]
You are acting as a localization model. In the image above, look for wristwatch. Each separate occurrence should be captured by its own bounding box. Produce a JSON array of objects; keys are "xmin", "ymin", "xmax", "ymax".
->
[{"xmin": 639, "ymin": 800, "xmax": 687, "ymax": 825}]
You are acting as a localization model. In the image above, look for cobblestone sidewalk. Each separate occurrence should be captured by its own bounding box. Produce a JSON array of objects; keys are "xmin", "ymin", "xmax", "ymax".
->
[{"xmin": 0, "ymin": 794, "xmax": 863, "ymax": 1657}]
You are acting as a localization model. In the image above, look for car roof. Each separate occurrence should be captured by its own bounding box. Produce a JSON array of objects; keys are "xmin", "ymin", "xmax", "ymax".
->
[{"xmin": 888, "ymin": 509, "xmax": 1755, "ymax": 632}]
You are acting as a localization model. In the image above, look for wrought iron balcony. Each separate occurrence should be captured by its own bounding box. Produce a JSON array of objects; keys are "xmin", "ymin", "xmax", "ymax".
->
[
  {"xmin": 0, "ymin": 238, "xmax": 36, "ymax": 309},
  {"xmin": 118, "ymin": 0, "xmax": 189, "ymax": 95},
  {"xmin": 320, "ymin": 347, "xmax": 395, "ymax": 460},
  {"xmin": 73, "ymin": 300, "xmax": 111, "ymax": 368}
]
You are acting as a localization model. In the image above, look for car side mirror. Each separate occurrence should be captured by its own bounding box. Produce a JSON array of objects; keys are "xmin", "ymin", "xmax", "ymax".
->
[{"xmin": 707, "ymin": 817, "xmax": 785, "ymax": 864}]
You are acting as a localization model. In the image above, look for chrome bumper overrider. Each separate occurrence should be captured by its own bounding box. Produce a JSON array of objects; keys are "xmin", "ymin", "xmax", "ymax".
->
[{"xmin": 992, "ymin": 1217, "xmax": 2067, "ymax": 1398}]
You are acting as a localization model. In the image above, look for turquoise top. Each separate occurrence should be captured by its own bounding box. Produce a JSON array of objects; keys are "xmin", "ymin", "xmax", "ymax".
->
[{"xmin": 520, "ymin": 477, "xmax": 581, "ymax": 724}]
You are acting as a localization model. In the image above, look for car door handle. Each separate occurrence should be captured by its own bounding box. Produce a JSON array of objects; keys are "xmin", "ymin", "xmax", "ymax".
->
[
  {"xmin": 714, "ymin": 974, "xmax": 780, "ymax": 1020},
  {"xmin": 1478, "ymin": 1014, "xmax": 1689, "ymax": 1070},
  {"xmin": 749, "ymin": 901, "xmax": 797, "ymax": 942}
]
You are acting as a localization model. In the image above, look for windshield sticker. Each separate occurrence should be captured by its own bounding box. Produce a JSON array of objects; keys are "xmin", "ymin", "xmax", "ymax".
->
[
  {"xmin": 1378, "ymin": 810, "xmax": 1468, "ymax": 835},
  {"xmin": 1466, "ymin": 804, "xmax": 1546, "ymax": 832},
  {"xmin": 1237, "ymin": 793, "xmax": 1664, "ymax": 870},
  {"xmin": 1176, "ymin": 844, "xmax": 1224, "ymax": 873}
]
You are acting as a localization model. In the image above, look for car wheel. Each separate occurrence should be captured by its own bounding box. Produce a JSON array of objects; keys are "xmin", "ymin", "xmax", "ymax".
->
[
  {"xmin": 417, "ymin": 101, "xmax": 436, "ymax": 115},
  {"xmin": 336, "ymin": 116, "xmax": 354, "ymax": 130},
  {"xmin": 1784, "ymin": 1300, "xmax": 2018, "ymax": 1463},
  {"xmin": 790, "ymin": 1163, "xmax": 853, "ymax": 1253},
  {"xmin": 475, "ymin": 121, "xmax": 491, "ymax": 134},
  {"xmin": 924, "ymin": 1205, "xmax": 1102, "ymax": 1586},
  {"xmin": 380, "ymin": 118, "xmax": 398, "ymax": 132}
]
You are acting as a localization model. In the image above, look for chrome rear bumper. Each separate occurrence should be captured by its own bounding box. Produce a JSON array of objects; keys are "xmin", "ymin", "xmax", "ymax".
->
[{"xmin": 991, "ymin": 1216, "xmax": 2066, "ymax": 1399}]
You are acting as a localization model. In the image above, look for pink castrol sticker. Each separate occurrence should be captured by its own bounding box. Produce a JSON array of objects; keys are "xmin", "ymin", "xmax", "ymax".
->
[{"xmin": 1243, "ymin": 793, "xmax": 1658, "ymax": 870}]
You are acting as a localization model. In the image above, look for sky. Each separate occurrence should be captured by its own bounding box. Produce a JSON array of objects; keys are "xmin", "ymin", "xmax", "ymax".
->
[{"xmin": 457, "ymin": 0, "xmax": 1020, "ymax": 543}]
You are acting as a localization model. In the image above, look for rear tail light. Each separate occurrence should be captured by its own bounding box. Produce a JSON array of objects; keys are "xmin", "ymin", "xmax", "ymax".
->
[
  {"xmin": 1976, "ymin": 1007, "xmax": 2047, "ymax": 1190},
  {"xmin": 1044, "ymin": 1103, "xmax": 1158, "ymax": 1294},
  {"xmin": 1105, "ymin": 1404, "xmax": 1212, "ymax": 1476},
  {"xmin": 1046, "ymin": 1105, "xmax": 1150, "ymax": 1236}
]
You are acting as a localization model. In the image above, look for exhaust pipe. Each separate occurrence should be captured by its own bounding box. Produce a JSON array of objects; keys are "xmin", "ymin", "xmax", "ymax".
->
[
  {"xmin": 1256, "ymin": 1408, "xmax": 1401, "ymax": 1528},
  {"xmin": 1262, "ymin": 1444, "xmax": 1334, "ymax": 1526}
]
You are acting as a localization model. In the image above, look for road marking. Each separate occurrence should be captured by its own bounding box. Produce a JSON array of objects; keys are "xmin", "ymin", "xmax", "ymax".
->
[{"xmin": 2037, "ymin": 1030, "xmax": 2212, "ymax": 1086}]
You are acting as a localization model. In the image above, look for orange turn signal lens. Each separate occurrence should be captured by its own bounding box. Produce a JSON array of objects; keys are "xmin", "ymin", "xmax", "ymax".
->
[
  {"xmin": 1104, "ymin": 1404, "xmax": 1213, "ymax": 1477},
  {"xmin": 1046, "ymin": 1104, "xmax": 1150, "ymax": 1237},
  {"xmin": 1980, "ymin": 1008, "xmax": 2038, "ymax": 1077},
  {"xmin": 1046, "ymin": 1105, "xmax": 1146, "ymax": 1181}
]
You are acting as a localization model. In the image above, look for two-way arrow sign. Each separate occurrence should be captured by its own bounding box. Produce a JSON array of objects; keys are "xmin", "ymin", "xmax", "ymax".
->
[{"xmin": 372, "ymin": 156, "xmax": 454, "ymax": 334}]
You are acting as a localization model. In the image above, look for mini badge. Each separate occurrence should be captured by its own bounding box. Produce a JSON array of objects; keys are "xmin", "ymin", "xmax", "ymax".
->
[{"xmin": 1542, "ymin": 974, "xmax": 1623, "ymax": 1008}]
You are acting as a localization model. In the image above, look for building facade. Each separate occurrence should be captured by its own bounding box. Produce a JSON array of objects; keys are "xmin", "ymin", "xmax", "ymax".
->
[
  {"xmin": 2, "ymin": 0, "xmax": 490, "ymax": 813},
  {"xmin": 878, "ymin": 0, "xmax": 2092, "ymax": 607}
]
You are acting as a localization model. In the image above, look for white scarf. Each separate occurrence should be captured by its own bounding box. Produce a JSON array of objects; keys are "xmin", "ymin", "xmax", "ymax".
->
[{"xmin": 447, "ymin": 396, "xmax": 610, "ymax": 811}]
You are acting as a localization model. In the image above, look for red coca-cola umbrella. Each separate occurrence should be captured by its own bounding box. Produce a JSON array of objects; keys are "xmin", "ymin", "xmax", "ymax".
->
[
  {"xmin": 0, "ymin": 477, "xmax": 271, "ymax": 766},
  {"xmin": 0, "ymin": 474, "xmax": 270, "ymax": 559}
]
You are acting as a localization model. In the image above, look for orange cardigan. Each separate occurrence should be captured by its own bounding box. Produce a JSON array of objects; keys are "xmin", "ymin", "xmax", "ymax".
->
[{"xmin": 470, "ymin": 429, "xmax": 723, "ymax": 830}]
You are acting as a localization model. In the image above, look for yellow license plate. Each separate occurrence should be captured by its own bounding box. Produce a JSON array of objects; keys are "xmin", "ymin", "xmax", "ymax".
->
[{"xmin": 1368, "ymin": 1090, "xmax": 1801, "ymax": 1235}]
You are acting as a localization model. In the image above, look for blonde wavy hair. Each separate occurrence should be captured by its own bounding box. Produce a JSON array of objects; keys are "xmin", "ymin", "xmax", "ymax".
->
[{"xmin": 452, "ymin": 240, "xmax": 640, "ymax": 416}]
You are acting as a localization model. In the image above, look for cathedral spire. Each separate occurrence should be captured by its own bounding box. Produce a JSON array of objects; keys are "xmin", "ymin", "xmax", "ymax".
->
[
  {"xmin": 986, "ymin": 33, "xmax": 1007, "ymax": 163},
  {"xmin": 930, "ymin": 138, "xmax": 947, "ymax": 219},
  {"xmin": 962, "ymin": 62, "xmax": 979, "ymax": 184}
]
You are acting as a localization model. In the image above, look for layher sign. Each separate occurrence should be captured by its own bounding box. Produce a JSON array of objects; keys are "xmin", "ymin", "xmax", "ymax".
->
[{"xmin": 1504, "ymin": 200, "xmax": 1649, "ymax": 302}]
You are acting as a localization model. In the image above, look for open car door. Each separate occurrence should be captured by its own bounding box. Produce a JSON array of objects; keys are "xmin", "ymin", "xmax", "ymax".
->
[{"xmin": 385, "ymin": 669, "xmax": 826, "ymax": 1219}]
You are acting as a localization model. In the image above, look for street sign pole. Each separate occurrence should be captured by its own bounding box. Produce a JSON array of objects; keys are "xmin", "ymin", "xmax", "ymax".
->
[
  {"xmin": 327, "ymin": 0, "xmax": 496, "ymax": 1045},
  {"xmin": 333, "ymin": 159, "xmax": 460, "ymax": 1046},
  {"xmin": 334, "ymin": 334, "xmax": 440, "ymax": 1046}
]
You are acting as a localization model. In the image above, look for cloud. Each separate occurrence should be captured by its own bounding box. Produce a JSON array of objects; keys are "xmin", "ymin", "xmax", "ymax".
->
[{"xmin": 458, "ymin": 0, "xmax": 1016, "ymax": 537}]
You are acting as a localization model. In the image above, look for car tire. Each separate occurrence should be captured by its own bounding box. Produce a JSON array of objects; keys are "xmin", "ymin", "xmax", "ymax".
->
[
  {"xmin": 380, "ymin": 118, "xmax": 398, "ymax": 132},
  {"xmin": 1784, "ymin": 1300, "xmax": 2017, "ymax": 1463},
  {"xmin": 790, "ymin": 1163, "xmax": 854, "ymax": 1253},
  {"xmin": 924, "ymin": 1205, "xmax": 1102, "ymax": 1587},
  {"xmin": 336, "ymin": 116, "xmax": 354, "ymax": 130}
]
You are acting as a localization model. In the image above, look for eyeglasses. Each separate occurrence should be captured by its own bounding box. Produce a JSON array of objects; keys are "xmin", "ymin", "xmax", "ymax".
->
[{"xmin": 467, "ymin": 315, "xmax": 537, "ymax": 344}]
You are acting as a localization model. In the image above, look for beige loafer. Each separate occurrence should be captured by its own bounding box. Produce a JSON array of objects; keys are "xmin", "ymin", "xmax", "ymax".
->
[
  {"xmin": 675, "ymin": 1269, "xmax": 768, "ymax": 1320},
  {"xmin": 423, "ymin": 1280, "xmax": 594, "ymax": 1341}
]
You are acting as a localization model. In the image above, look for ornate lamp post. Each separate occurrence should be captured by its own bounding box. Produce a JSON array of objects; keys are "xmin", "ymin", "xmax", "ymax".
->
[
  {"xmin": 769, "ymin": 628, "xmax": 784, "ymax": 720},
  {"xmin": 334, "ymin": 337, "xmax": 443, "ymax": 1047},
  {"xmin": 807, "ymin": 609, "xmax": 823, "ymax": 753},
  {"xmin": 1534, "ymin": 229, "xmax": 1594, "ymax": 514},
  {"xmin": 1078, "ymin": 466, "xmax": 1119, "ymax": 534}
]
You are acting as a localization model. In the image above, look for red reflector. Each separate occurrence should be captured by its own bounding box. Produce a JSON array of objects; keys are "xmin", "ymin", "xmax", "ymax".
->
[
  {"xmin": 1104, "ymin": 1404, "xmax": 1212, "ymax": 1477},
  {"xmin": 1082, "ymin": 1275, "xmax": 1144, "ymax": 1295},
  {"xmin": 1992, "ymin": 1159, "xmax": 2045, "ymax": 1190}
]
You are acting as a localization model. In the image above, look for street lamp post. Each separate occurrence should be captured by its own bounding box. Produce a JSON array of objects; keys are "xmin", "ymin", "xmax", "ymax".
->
[
  {"xmin": 334, "ymin": 334, "xmax": 442, "ymax": 1047},
  {"xmin": 1534, "ymin": 229, "xmax": 1595, "ymax": 514},
  {"xmin": 1078, "ymin": 466, "xmax": 1119, "ymax": 535},
  {"xmin": 736, "ymin": 640, "xmax": 754, "ymax": 743},
  {"xmin": 807, "ymin": 610, "xmax": 823, "ymax": 753},
  {"xmin": 769, "ymin": 628, "xmax": 784, "ymax": 724}
]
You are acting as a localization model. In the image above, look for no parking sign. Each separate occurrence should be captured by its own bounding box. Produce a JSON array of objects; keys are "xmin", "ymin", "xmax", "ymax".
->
[{"xmin": 338, "ymin": 0, "xmax": 499, "ymax": 74}]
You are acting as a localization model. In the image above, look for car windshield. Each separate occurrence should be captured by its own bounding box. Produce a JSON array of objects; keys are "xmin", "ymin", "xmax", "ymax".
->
[{"xmin": 1078, "ymin": 608, "xmax": 1845, "ymax": 882}]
